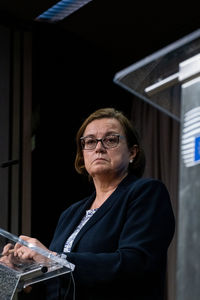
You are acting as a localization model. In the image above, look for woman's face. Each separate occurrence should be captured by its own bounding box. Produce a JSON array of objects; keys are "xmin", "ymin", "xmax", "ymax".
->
[{"xmin": 82, "ymin": 118, "xmax": 136, "ymax": 179}]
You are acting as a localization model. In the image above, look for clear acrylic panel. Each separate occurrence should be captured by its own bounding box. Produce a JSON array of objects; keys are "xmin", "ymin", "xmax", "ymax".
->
[
  {"xmin": 114, "ymin": 29, "xmax": 200, "ymax": 121},
  {"xmin": 0, "ymin": 228, "xmax": 75, "ymax": 300}
]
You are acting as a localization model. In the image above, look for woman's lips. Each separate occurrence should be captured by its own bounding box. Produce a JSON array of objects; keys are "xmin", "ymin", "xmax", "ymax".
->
[{"xmin": 93, "ymin": 157, "xmax": 107, "ymax": 163}]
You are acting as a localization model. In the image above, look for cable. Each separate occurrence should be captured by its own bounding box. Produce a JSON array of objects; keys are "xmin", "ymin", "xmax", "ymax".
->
[
  {"xmin": 63, "ymin": 271, "xmax": 76, "ymax": 300},
  {"xmin": 71, "ymin": 272, "xmax": 76, "ymax": 300}
]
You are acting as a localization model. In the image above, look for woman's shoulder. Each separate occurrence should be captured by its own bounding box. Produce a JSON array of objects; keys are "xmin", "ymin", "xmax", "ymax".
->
[
  {"xmin": 122, "ymin": 175, "xmax": 170, "ymax": 201},
  {"xmin": 135, "ymin": 176, "xmax": 165, "ymax": 186},
  {"xmin": 125, "ymin": 173, "xmax": 167, "ymax": 189}
]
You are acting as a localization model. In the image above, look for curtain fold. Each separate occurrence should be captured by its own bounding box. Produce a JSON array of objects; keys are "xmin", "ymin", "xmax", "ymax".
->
[{"xmin": 131, "ymin": 96, "xmax": 180, "ymax": 300}]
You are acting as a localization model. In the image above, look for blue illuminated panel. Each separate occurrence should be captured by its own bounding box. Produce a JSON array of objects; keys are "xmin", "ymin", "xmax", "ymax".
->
[{"xmin": 195, "ymin": 136, "xmax": 200, "ymax": 162}]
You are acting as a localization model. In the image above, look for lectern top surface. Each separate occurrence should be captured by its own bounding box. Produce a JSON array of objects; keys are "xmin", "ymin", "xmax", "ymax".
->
[
  {"xmin": 0, "ymin": 227, "xmax": 75, "ymax": 297},
  {"xmin": 0, "ymin": 227, "xmax": 74, "ymax": 270}
]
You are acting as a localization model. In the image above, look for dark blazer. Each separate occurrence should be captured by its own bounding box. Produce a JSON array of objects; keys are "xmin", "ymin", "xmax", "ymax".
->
[{"xmin": 47, "ymin": 174, "xmax": 175, "ymax": 300}]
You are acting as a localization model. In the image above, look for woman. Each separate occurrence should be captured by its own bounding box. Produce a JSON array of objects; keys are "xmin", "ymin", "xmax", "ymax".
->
[{"xmin": 4, "ymin": 107, "xmax": 175, "ymax": 300}]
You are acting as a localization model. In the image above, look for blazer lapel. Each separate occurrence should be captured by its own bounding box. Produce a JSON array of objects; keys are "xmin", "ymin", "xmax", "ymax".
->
[
  {"xmin": 71, "ymin": 187, "xmax": 119, "ymax": 251},
  {"xmin": 54, "ymin": 194, "xmax": 95, "ymax": 252},
  {"xmin": 70, "ymin": 174, "xmax": 137, "ymax": 251}
]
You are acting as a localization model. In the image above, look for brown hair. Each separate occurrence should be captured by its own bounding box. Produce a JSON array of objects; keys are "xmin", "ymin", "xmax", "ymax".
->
[{"xmin": 75, "ymin": 107, "xmax": 146, "ymax": 178}]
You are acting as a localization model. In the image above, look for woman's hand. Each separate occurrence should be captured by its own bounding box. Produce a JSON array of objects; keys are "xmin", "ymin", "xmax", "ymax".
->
[
  {"xmin": 13, "ymin": 235, "xmax": 55, "ymax": 263},
  {"xmin": 1, "ymin": 236, "xmax": 57, "ymax": 268},
  {"xmin": 1, "ymin": 242, "xmax": 14, "ymax": 255},
  {"xmin": 0, "ymin": 243, "xmax": 15, "ymax": 268}
]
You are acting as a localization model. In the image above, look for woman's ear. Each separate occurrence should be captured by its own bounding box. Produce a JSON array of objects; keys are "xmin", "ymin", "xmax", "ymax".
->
[{"xmin": 129, "ymin": 145, "xmax": 138, "ymax": 162}]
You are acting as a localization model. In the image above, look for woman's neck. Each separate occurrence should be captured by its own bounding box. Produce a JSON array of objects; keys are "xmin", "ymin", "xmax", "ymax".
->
[{"xmin": 90, "ymin": 172, "xmax": 128, "ymax": 209}]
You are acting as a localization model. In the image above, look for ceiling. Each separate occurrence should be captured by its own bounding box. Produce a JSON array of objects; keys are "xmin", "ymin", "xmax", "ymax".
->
[{"xmin": 0, "ymin": 0, "xmax": 199, "ymax": 73}]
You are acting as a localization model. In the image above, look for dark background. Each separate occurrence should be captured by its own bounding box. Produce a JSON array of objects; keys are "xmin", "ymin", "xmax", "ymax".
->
[{"xmin": 0, "ymin": 1, "xmax": 199, "ymax": 299}]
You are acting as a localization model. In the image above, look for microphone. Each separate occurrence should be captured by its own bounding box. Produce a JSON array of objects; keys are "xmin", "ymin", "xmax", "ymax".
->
[{"xmin": 0, "ymin": 159, "xmax": 19, "ymax": 168}]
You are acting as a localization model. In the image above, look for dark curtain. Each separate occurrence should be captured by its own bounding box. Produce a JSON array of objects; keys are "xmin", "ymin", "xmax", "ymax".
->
[
  {"xmin": 0, "ymin": 26, "xmax": 10, "ymax": 230},
  {"xmin": 131, "ymin": 95, "xmax": 180, "ymax": 300}
]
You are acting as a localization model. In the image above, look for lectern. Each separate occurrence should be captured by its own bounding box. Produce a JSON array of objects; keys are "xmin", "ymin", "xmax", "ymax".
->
[
  {"xmin": 114, "ymin": 29, "xmax": 200, "ymax": 300},
  {"xmin": 0, "ymin": 228, "xmax": 75, "ymax": 300}
]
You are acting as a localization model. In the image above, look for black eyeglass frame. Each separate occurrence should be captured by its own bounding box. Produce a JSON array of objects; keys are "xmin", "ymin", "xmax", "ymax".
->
[{"xmin": 80, "ymin": 134, "xmax": 124, "ymax": 150}]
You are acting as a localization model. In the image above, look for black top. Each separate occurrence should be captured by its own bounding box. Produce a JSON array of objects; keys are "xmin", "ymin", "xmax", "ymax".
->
[{"xmin": 47, "ymin": 174, "xmax": 175, "ymax": 300}]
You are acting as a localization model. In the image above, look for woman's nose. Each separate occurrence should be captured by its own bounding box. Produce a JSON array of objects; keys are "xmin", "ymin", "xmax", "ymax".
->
[{"xmin": 95, "ymin": 140, "xmax": 106, "ymax": 151}]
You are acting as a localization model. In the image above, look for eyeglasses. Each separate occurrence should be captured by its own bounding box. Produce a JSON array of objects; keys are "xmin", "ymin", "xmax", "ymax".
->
[{"xmin": 80, "ymin": 134, "xmax": 124, "ymax": 150}]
